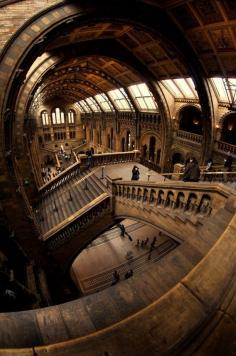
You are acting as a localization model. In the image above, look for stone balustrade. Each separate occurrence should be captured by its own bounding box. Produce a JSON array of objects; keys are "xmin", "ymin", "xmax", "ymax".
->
[
  {"xmin": 176, "ymin": 129, "xmax": 203, "ymax": 143},
  {"xmin": 215, "ymin": 140, "xmax": 236, "ymax": 155},
  {"xmin": 110, "ymin": 180, "xmax": 233, "ymax": 217}
]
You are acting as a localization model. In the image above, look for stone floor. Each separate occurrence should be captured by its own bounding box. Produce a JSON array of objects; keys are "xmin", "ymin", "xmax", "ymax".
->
[
  {"xmin": 93, "ymin": 161, "xmax": 166, "ymax": 182},
  {"xmin": 71, "ymin": 218, "xmax": 172, "ymax": 291}
]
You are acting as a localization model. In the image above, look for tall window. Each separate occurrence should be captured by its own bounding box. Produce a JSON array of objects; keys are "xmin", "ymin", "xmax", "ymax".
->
[
  {"xmin": 41, "ymin": 111, "xmax": 49, "ymax": 126},
  {"xmin": 68, "ymin": 110, "xmax": 75, "ymax": 124},
  {"xmin": 52, "ymin": 107, "xmax": 65, "ymax": 125}
]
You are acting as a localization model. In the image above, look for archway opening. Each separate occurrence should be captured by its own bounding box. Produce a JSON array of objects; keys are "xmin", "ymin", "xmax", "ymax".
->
[{"xmin": 179, "ymin": 106, "xmax": 203, "ymax": 135}]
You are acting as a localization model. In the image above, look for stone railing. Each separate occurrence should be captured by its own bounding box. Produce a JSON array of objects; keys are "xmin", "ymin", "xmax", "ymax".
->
[
  {"xmin": 215, "ymin": 140, "xmax": 236, "ymax": 156},
  {"xmin": 162, "ymin": 171, "xmax": 236, "ymax": 183},
  {"xmin": 38, "ymin": 150, "xmax": 140, "ymax": 196},
  {"xmin": 1, "ymin": 198, "xmax": 236, "ymax": 354},
  {"xmin": 176, "ymin": 130, "xmax": 203, "ymax": 144},
  {"xmin": 109, "ymin": 179, "xmax": 234, "ymax": 217}
]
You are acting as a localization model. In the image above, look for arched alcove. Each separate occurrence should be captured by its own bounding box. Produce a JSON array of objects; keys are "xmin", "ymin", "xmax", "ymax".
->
[
  {"xmin": 221, "ymin": 113, "xmax": 236, "ymax": 145},
  {"xmin": 179, "ymin": 106, "xmax": 203, "ymax": 135}
]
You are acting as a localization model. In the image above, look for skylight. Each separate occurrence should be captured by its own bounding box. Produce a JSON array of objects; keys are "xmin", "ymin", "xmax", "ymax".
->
[
  {"xmin": 95, "ymin": 93, "xmax": 114, "ymax": 112},
  {"xmin": 128, "ymin": 83, "xmax": 158, "ymax": 112},
  {"xmin": 210, "ymin": 77, "xmax": 235, "ymax": 103},
  {"xmin": 78, "ymin": 100, "xmax": 92, "ymax": 113},
  {"xmin": 108, "ymin": 88, "xmax": 134, "ymax": 111},
  {"xmin": 85, "ymin": 97, "xmax": 101, "ymax": 112},
  {"xmin": 160, "ymin": 78, "xmax": 198, "ymax": 99}
]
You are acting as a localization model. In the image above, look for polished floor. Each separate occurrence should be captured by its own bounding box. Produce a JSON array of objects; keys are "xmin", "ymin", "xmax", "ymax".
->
[{"xmin": 70, "ymin": 218, "xmax": 174, "ymax": 294}]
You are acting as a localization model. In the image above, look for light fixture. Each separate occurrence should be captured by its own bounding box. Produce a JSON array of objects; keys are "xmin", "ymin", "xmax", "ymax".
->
[
  {"xmin": 193, "ymin": 118, "xmax": 199, "ymax": 125},
  {"xmin": 228, "ymin": 123, "xmax": 234, "ymax": 131}
]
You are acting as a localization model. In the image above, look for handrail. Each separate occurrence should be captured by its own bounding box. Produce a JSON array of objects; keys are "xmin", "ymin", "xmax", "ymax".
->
[{"xmin": 111, "ymin": 178, "xmax": 235, "ymax": 199}]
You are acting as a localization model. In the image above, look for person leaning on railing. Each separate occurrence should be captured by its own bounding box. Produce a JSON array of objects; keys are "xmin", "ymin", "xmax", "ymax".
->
[{"xmin": 182, "ymin": 158, "xmax": 200, "ymax": 182}]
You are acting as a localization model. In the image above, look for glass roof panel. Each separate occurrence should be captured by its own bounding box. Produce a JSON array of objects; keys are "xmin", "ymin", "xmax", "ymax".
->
[
  {"xmin": 78, "ymin": 100, "xmax": 92, "ymax": 113},
  {"xmin": 86, "ymin": 97, "xmax": 101, "ymax": 112},
  {"xmin": 128, "ymin": 83, "xmax": 158, "ymax": 112},
  {"xmin": 211, "ymin": 77, "xmax": 229, "ymax": 102},
  {"xmin": 161, "ymin": 79, "xmax": 183, "ymax": 97},
  {"xmin": 95, "ymin": 93, "xmax": 114, "ymax": 112},
  {"xmin": 174, "ymin": 79, "xmax": 195, "ymax": 98},
  {"xmin": 108, "ymin": 88, "xmax": 133, "ymax": 111}
]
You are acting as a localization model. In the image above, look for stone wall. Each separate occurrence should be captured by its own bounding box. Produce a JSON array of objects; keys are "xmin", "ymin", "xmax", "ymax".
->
[{"xmin": 0, "ymin": 0, "xmax": 61, "ymax": 51}]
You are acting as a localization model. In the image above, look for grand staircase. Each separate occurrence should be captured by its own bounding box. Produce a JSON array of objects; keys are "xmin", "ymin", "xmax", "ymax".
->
[{"xmin": 1, "ymin": 160, "xmax": 236, "ymax": 355}]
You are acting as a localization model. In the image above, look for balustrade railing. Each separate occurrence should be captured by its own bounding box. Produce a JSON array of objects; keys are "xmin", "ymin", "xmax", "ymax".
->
[
  {"xmin": 110, "ymin": 179, "xmax": 233, "ymax": 218},
  {"xmin": 162, "ymin": 171, "xmax": 236, "ymax": 183},
  {"xmin": 176, "ymin": 130, "xmax": 203, "ymax": 144},
  {"xmin": 38, "ymin": 150, "xmax": 140, "ymax": 196},
  {"xmin": 215, "ymin": 140, "xmax": 236, "ymax": 155}
]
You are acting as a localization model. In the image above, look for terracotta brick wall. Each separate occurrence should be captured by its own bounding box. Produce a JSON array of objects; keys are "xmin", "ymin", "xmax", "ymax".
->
[{"xmin": 0, "ymin": 0, "xmax": 61, "ymax": 51}]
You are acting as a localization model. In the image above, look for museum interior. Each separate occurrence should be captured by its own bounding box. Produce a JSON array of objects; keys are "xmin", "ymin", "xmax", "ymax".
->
[{"xmin": 0, "ymin": 0, "xmax": 236, "ymax": 355}]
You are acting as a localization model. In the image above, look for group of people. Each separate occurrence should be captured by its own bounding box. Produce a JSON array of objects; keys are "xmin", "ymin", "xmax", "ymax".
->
[
  {"xmin": 111, "ymin": 269, "xmax": 133, "ymax": 285},
  {"xmin": 181, "ymin": 151, "xmax": 233, "ymax": 182}
]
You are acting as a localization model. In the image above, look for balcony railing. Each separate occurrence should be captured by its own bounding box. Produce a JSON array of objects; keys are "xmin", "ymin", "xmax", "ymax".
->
[
  {"xmin": 215, "ymin": 140, "xmax": 236, "ymax": 155},
  {"xmin": 176, "ymin": 130, "xmax": 203, "ymax": 144}
]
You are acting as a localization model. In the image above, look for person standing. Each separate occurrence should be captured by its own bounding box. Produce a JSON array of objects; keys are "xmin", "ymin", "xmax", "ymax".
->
[{"xmin": 224, "ymin": 151, "xmax": 233, "ymax": 172}]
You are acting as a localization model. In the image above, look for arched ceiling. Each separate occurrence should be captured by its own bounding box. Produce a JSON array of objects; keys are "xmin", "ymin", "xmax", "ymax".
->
[{"xmin": 13, "ymin": 0, "xmax": 236, "ymax": 111}]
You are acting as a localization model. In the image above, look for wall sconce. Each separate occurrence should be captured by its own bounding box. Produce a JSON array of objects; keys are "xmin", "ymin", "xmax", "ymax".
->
[
  {"xmin": 215, "ymin": 124, "xmax": 220, "ymax": 129},
  {"xmin": 228, "ymin": 123, "xmax": 234, "ymax": 131},
  {"xmin": 193, "ymin": 118, "xmax": 199, "ymax": 125},
  {"xmin": 172, "ymin": 116, "xmax": 175, "ymax": 120}
]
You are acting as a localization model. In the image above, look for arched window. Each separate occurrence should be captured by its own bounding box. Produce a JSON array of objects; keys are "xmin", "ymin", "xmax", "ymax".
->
[
  {"xmin": 41, "ymin": 111, "xmax": 49, "ymax": 126},
  {"xmin": 51, "ymin": 107, "xmax": 65, "ymax": 125},
  {"xmin": 68, "ymin": 110, "xmax": 75, "ymax": 124}
]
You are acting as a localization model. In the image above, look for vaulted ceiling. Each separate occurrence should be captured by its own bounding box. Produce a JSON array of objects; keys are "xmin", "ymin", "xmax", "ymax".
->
[{"xmin": 26, "ymin": 0, "xmax": 236, "ymax": 108}]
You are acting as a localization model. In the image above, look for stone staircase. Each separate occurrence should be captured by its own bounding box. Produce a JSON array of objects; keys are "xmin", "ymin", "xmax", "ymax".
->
[
  {"xmin": 0, "ymin": 174, "xmax": 236, "ymax": 353},
  {"xmin": 36, "ymin": 168, "xmax": 109, "ymax": 237}
]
